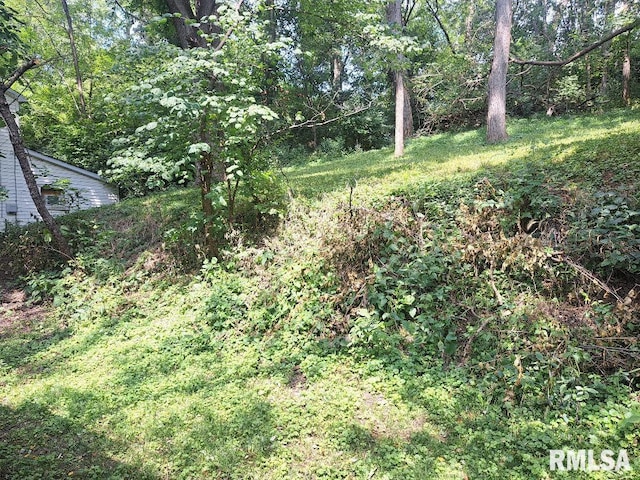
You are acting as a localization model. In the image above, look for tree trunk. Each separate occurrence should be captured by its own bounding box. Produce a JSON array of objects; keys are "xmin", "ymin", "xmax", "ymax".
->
[
  {"xmin": 486, "ymin": 0, "xmax": 512, "ymax": 144},
  {"xmin": 394, "ymin": 70, "xmax": 405, "ymax": 157},
  {"xmin": 386, "ymin": 0, "xmax": 411, "ymax": 157},
  {"xmin": 164, "ymin": 0, "xmax": 221, "ymax": 49},
  {"xmin": 0, "ymin": 91, "xmax": 72, "ymax": 258},
  {"xmin": 623, "ymin": 38, "xmax": 631, "ymax": 106},
  {"xmin": 332, "ymin": 54, "xmax": 343, "ymax": 95},
  {"xmin": 60, "ymin": 0, "xmax": 87, "ymax": 117},
  {"xmin": 601, "ymin": 0, "xmax": 615, "ymax": 96},
  {"xmin": 586, "ymin": 57, "xmax": 592, "ymax": 99}
]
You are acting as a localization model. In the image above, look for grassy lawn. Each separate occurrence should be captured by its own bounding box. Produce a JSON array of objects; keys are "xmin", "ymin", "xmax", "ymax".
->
[
  {"xmin": 287, "ymin": 110, "xmax": 640, "ymax": 199},
  {"xmin": 1, "ymin": 110, "xmax": 639, "ymax": 479}
]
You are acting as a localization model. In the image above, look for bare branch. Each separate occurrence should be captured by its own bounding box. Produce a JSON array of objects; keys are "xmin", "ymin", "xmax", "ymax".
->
[
  {"xmin": 403, "ymin": 0, "xmax": 418, "ymax": 25},
  {"xmin": 425, "ymin": 0, "xmax": 456, "ymax": 54},
  {"xmin": 287, "ymin": 101, "xmax": 374, "ymax": 130},
  {"xmin": 511, "ymin": 19, "xmax": 640, "ymax": 67}
]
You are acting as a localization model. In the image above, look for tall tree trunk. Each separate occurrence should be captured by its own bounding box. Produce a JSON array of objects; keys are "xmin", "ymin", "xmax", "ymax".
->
[
  {"xmin": 586, "ymin": 56, "xmax": 592, "ymax": 99},
  {"xmin": 60, "ymin": 0, "xmax": 87, "ymax": 117},
  {"xmin": 332, "ymin": 54, "xmax": 343, "ymax": 95},
  {"xmin": 600, "ymin": 0, "xmax": 614, "ymax": 96},
  {"xmin": 393, "ymin": 71, "xmax": 405, "ymax": 157},
  {"xmin": 386, "ymin": 0, "xmax": 411, "ymax": 157},
  {"xmin": 0, "ymin": 90, "xmax": 71, "ymax": 258},
  {"xmin": 623, "ymin": 37, "xmax": 631, "ymax": 106},
  {"xmin": 486, "ymin": 0, "xmax": 512, "ymax": 144}
]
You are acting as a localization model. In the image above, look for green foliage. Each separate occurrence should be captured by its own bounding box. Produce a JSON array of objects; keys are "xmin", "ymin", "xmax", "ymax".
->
[
  {"xmin": 568, "ymin": 189, "xmax": 640, "ymax": 274},
  {"xmin": 413, "ymin": 51, "xmax": 487, "ymax": 133},
  {"xmin": 162, "ymin": 211, "xmax": 208, "ymax": 270},
  {"xmin": 2, "ymin": 110, "xmax": 640, "ymax": 480},
  {"xmin": 0, "ymin": 223, "xmax": 67, "ymax": 276},
  {"xmin": 0, "ymin": 0, "xmax": 23, "ymax": 78},
  {"xmin": 21, "ymin": 269, "xmax": 66, "ymax": 304},
  {"xmin": 352, "ymin": 227, "xmax": 459, "ymax": 359}
]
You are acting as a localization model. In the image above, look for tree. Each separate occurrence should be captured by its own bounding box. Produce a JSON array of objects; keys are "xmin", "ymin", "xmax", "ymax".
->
[
  {"xmin": 1, "ymin": 65, "xmax": 72, "ymax": 257},
  {"xmin": 109, "ymin": 8, "xmax": 280, "ymax": 258},
  {"xmin": 486, "ymin": 0, "xmax": 512, "ymax": 144},
  {"xmin": 1, "ymin": 2, "xmax": 71, "ymax": 257},
  {"xmin": 623, "ymin": 35, "xmax": 631, "ymax": 105},
  {"xmin": 6, "ymin": 0, "xmax": 133, "ymax": 173},
  {"xmin": 386, "ymin": 0, "xmax": 412, "ymax": 157},
  {"xmin": 59, "ymin": 0, "xmax": 87, "ymax": 116}
]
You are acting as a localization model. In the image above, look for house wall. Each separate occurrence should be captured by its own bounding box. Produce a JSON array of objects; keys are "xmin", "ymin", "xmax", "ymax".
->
[
  {"xmin": 0, "ymin": 128, "xmax": 118, "ymax": 231},
  {"xmin": 0, "ymin": 126, "xmax": 21, "ymax": 229}
]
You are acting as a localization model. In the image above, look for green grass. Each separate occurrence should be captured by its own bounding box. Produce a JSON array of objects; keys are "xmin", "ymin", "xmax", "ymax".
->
[
  {"xmin": 1, "ymin": 110, "xmax": 639, "ymax": 479},
  {"xmin": 287, "ymin": 109, "xmax": 640, "ymax": 199}
]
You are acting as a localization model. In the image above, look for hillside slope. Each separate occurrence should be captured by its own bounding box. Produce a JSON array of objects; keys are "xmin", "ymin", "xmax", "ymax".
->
[{"xmin": 1, "ymin": 110, "xmax": 639, "ymax": 479}]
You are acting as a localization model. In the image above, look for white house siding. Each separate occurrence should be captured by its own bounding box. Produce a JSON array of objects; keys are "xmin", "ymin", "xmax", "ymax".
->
[
  {"xmin": 0, "ymin": 142, "xmax": 119, "ymax": 229},
  {"xmin": 1, "ymin": 90, "xmax": 118, "ymax": 230}
]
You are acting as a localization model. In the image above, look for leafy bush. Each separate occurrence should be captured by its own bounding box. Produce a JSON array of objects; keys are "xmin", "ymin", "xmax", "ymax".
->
[
  {"xmin": 568, "ymin": 189, "xmax": 640, "ymax": 274},
  {"xmin": 0, "ymin": 222, "xmax": 67, "ymax": 277}
]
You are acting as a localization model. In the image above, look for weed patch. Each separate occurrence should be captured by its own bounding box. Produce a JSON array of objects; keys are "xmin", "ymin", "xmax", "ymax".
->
[{"xmin": 1, "ymin": 110, "xmax": 639, "ymax": 479}]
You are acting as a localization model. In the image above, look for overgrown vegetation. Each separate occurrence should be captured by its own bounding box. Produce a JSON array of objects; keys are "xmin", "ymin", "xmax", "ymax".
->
[{"xmin": 1, "ymin": 111, "xmax": 639, "ymax": 479}]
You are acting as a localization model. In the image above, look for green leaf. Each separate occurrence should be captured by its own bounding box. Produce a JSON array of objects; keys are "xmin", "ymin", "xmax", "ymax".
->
[{"xmin": 188, "ymin": 143, "xmax": 211, "ymax": 154}]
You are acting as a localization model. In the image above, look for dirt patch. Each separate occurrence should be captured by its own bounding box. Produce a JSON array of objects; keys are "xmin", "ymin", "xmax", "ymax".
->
[
  {"xmin": 357, "ymin": 390, "xmax": 428, "ymax": 442},
  {"xmin": 0, "ymin": 283, "xmax": 47, "ymax": 337},
  {"xmin": 288, "ymin": 366, "xmax": 308, "ymax": 393}
]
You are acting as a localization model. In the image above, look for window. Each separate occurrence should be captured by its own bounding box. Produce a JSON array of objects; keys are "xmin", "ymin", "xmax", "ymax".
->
[{"xmin": 41, "ymin": 186, "xmax": 69, "ymax": 212}]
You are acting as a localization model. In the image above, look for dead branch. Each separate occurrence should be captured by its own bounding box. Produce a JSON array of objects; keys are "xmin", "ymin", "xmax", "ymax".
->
[
  {"xmin": 511, "ymin": 19, "xmax": 640, "ymax": 67},
  {"xmin": 552, "ymin": 255, "xmax": 624, "ymax": 303}
]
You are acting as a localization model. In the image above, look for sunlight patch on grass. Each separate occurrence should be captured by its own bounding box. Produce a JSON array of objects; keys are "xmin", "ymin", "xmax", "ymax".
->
[{"xmin": 286, "ymin": 109, "xmax": 640, "ymax": 200}]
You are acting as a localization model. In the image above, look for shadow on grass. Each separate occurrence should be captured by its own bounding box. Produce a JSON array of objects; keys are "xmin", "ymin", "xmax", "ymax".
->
[
  {"xmin": 0, "ymin": 402, "xmax": 155, "ymax": 480},
  {"xmin": 0, "ymin": 318, "xmax": 71, "ymax": 372}
]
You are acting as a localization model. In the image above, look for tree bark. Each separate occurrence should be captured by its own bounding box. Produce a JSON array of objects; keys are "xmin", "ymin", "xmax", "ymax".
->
[
  {"xmin": 332, "ymin": 54, "xmax": 343, "ymax": 95},
  {"xmin": 0, "ymin": 88, "xmax": 72, "ymax": 258},
  {"xmin": 600, "ymin": 0, "xmax": 614, "ymax": 96},
  {"xmin": 60, "ymin": 0, "xmax": 87, "ymax": 117},
  {"xmin": 394, "ymin": 70, "xmax": 405, "ymax": 157},
  {"xmin": 623, "ymin": 38, "xmax": 631, "ymax": 106},
  {"xmin": 486, "ymin": 0, "xmax": 512, "ymax": 144},
  {"xmin": 386, "ymin": 0, "xmax": 412, "ymax": 157},
  {"xmin": 164, "ymin": 0, "xmax": 225, "ymax": 49}
]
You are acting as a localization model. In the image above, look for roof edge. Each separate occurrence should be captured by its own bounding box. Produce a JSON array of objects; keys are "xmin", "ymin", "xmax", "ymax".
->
[
  {"xmin": 5, "ymin": 88, "xmax": 27, "ymax": 103},
  {"xmin": 26, "ymin": 149, "xmax": 108, "ymax": 183}
]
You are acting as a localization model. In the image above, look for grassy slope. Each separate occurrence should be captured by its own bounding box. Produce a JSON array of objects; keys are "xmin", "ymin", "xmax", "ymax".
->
[
  {"xmin": 1, "ymin": 110, "xmax": 639, "ymax": 479},
  {"xmin": 287, "ymin": 110, "xmax": 638, "ymax": 198}
]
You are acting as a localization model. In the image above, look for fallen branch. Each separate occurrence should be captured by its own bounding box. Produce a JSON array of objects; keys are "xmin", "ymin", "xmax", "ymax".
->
[
  {"xmin": 553, "ymin": 255, "xmax": 624, "ymax": 303},
  {"xmin": 286, "ymin": 100, "xmax": 374, "ymax": 130}
]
